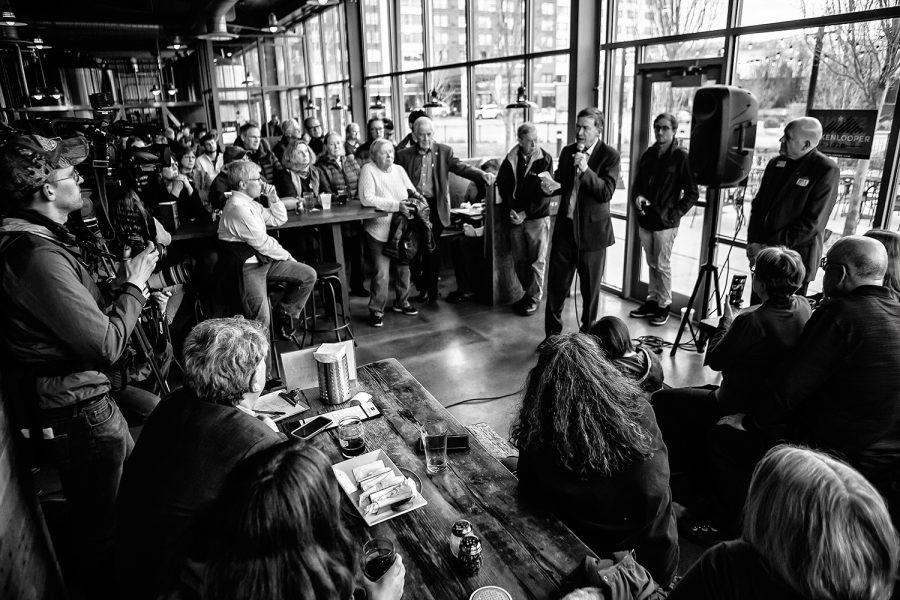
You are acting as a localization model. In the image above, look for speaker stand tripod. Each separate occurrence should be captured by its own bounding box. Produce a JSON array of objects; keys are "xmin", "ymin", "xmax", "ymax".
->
[{"xmin": 670, "ymin": 187, "xmax": 724, "ymax": 356}]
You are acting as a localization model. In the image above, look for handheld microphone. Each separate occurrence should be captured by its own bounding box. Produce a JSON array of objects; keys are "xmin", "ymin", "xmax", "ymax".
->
[{"xmin": 575, "ymin": 142, "xmax": 585, "ymax": 174}]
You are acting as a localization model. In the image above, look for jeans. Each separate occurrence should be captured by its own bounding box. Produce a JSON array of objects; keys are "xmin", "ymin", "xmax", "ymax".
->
[
  {"xmin": 365, "ymin": 233, "xmax": 410, "ymax": 316},
  {"xmin": 510, "ymin": 217, "xmax": 550, "ymax": 302},
  {"xmin": 638, "ymin": 226, "xmax": 678, "ymax": 307},
  {"xmin": 241, "ymin": 259, "xmax": 317, "ymax": 332},
  {"xmin": 43, "ymin": 394, "xmax": 133, "ymax": 598}
]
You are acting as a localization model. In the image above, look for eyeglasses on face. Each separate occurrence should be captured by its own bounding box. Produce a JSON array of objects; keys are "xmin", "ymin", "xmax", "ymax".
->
[
  {"xmin": 52, "ymin": 171, "xmax": 84, "ymax": 184},
  {"xmin": 820, "ymin": 256, "xmax": 845, "ymax": 271}
]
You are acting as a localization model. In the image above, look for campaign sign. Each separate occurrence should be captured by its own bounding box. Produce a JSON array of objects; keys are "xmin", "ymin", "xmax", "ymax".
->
[{"xmin": 810, "ymin": 109, "xmax": 879, "ymax": 159}]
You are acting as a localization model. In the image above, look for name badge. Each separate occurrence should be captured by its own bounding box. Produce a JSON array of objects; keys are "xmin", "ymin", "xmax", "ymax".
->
[
  {"xmin": 796, "ymin": 177, "xmax": 810, "ymax": 187},
  {"xmin": 775, "ymin": 161, "xmax": 786, "ymax": 168}
]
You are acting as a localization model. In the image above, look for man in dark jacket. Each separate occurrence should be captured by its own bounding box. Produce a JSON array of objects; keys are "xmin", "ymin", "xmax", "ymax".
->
[
  {"xmin": 207, "ymin": 145, "xmax": 247, "ymax": 211},
  {"xmin": 746, "ymin": 116, "xmax": 839, "ymax": 296},
  {"xmin": 395, "ymin": 116, "xmax": 495, "ymax": 303},
  {"xmin": 629, "ymin": 113, "xmax": 698, "ymax": 326},
  {"xmin": 233, "ymin": 121, "xmax": 283, "ymax": 184},
  {"xmin": 497, "ymin": 122, "xmax": 554, "ymax": 315},
  {"xmin": 542, "ymin": 107, "xmax": 621, "ymax": 338},
  {"xmin": 0, "ymin": 134, "xmax": 158, "ymax": 598},
  {"xmin": 271, "ymin": 118, "xmax": 301, "ymax": 165}
]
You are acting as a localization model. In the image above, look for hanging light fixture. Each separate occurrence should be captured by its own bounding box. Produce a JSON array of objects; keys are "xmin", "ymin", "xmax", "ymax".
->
[
  {"xmin": 423, "ymin": 89, "xmax": 442, "ymax": 108},
  {"xmin": 30, "ymin": 89, "xmax": 43, "ymax": 100},
  {"xmin": 166, "ymin": 35, "xmax": 186, "ymax": 51},
  {"xmin": 506, "ymin": 84, "xmax": 537, "ymax": 110},
  {"xmin": 317, "ymin": 0, "xmax": 328, "ymax": 5},
  {"xmin": 47, "ymin": 86, "xmax": 61, "ymax": 100},
  {"xmin": 369, "ymin": 94, "xmax": 385, "ymax": 110},
  {"xmin": 167, "ymin": 83, "xmax": 178, "ymax": 96},
  {"xmin": 150, "ymin": 84, "xmax": 162, "ymax": 97},
  {"xmin": 303, "ymin": 98, "xmax": 316, "ymax": 114},
  {"xmin": 330, "ymin": 96, "xmax": 346, "ymax": 111},
  {"xmin": 29, "ymin": 36, "xmax": 51, "ymax": 50},
  {"xmin": 266, "ymin": 12, "xmax": 279, "ymax": 34},
  {"xmin": 242, "ymin": 72, "xmax": 254, "ymax": 86},
  {"xmin": 1, "ymin": 2, "xmax": 25, "ymax": 27}
]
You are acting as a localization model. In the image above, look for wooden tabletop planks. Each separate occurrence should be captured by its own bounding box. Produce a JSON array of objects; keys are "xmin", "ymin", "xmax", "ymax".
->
[{"xmin": 305, "ymin": 358, "xmax": 593, "ymax": 600}]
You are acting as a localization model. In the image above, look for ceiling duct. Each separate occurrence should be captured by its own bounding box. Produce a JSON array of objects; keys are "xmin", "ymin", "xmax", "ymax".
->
[
  {"xmin": 196, "ymin": 0, "xmax": 239, "ymax": 41},
  {"xmin": 29, "ymin": 21, "xmax": 162, "ymax": 38}
]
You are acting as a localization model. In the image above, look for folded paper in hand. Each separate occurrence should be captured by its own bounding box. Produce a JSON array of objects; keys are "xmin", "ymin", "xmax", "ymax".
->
[{"xmin": 539, "ymin": 171, "xmax": 561, "ymax": 192}]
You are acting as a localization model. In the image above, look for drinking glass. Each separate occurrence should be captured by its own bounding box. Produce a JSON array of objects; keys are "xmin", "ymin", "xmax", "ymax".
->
[
  {"xmin": 336, "ymin": 185, "xmax": 348, "ymax": 204},
  {"xmin": 320, "ymin": 192, "xmax": 333, "ymax": 210},
  {"xmin": 337, "ymin": 416, "xmax": 366, "ymax": 458},
  {"xmin": 362, "ymin": 538, "xmax": 395, "ymax": 581},
  {"xmin": 302, "ymin": 191, "xmax": 315, "ymax": 212},
  {"xmin": 422, "ymin": 420, "xmax": 448, "ymax": 474}
]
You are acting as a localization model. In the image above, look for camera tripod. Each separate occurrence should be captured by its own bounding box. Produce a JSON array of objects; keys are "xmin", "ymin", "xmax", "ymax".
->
[{"xmin": 670, "ymin": 187, "xmax": 724, "ymax": 356}]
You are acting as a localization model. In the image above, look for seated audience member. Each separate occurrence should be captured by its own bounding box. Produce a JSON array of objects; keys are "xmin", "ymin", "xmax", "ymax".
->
[
  {"xmin": 173, "ymin": 143, "xmax": 210, "ymax": 219},
  {"xmin": 741, "ymin": 235, "xmax": 900, "ymax": 527},
  {"xmin": 196, "ymin": 134, "xmax": 222, "ymax": 202},
  {"xmin": 344, "ymin": 121, "xmax": 361, "ymax": 157},
  {"xmin": 669, "ymin": 445, "xmax": 899, "ymax": 600},
  {"xmin": 275, "ymin": 138, "xmax": 320, "ymax": 199},
  {"xmin": 358, "ymin": 138, "xmax": 420, "ymax": 327},
  {"xmin": 161, "ymin": 441, "xmax": 405, "ymax": 600},
  {"xmin": 511, "ymin": 333, "xmax": 679, "ymax": 586},
  {"xmin": 865, "ymin": 228, "xmax": 900, "ymax": 296},
  {"xmin": 589, "ymin": 316, "xmax": 663, "ymax": 393},
  {"xmin": 208, "ymin": 146, "xmax": 246, "ymax": 211},
  {"xmin": 233, "ymin": 121, "xmax": 282, "ymax": 183},
  {"xmin": 272, "ymin": 118, "xmax": 301, "ymax": 164},
  {"xmin": 653, "ymin": 247, "xmax": 810, "ymax": 522},
  {"xmin": 114, "ymin": 317, "xmax": 284, "ymax": 600},
  {"xmin": 302, "ymin": 116, "xmax": 326, "ymax": 156},
  {"xmin": 355, "ymin": 117, "xmax": 386, "ymax": 164},
  {"xmin": 217, "ymin": 160, "xmax": 317, "ymax": 344}
]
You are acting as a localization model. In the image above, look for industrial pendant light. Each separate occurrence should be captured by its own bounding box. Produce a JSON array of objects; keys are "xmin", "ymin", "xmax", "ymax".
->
[
  {"xmin": 423, "ymin": 89, "xmax": 442, "ymax": 108},
  {"xmin": 266, "ymin": 12, "xmax": 279, "ymax": 34},
  {"xmin": 506, "ymin": 85, "xmax": 538, "ymax": 110}
]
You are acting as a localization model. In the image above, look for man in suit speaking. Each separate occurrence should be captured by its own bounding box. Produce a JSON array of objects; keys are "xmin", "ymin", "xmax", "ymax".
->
[
  {"xmin": 746, "ymin": 116, "xmax": 840, "ymax": 297},
  {"xmin": 542, "ymin": 107, "xmax": 621, "ymax": 340}
]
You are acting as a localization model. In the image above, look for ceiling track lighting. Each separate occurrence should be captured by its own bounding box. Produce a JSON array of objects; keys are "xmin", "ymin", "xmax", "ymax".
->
[{"xmin": 506, "ymin": 85, "xmax": 537, "ymax": 110}]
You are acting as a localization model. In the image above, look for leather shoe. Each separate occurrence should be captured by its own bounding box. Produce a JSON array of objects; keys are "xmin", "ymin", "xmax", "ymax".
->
[
  {"xmin": 519, "ymin": 299, "xmax": 539, "ymax": 315},
  {"xmin": 415, "ymin": 290, "xmax": 440, "ymax": 303},
  {"xmin": 446, "ymin": 290, "xmax": 475, "ymax": 303}
]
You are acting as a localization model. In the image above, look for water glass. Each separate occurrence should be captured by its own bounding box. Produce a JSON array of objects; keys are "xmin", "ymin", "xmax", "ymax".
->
[
  {"xmin": 337, "ymin": 416, "xmax": 366, "ymax": 458},
  {"xmin": 320, "ymin": 192, "xmax": 333, "ymax": 210},
  {"xmin": 422, "ymin": 420, "xmax": 448, "ymax": 474},
  {"xmin": 302, "ymin": 191, "xmax": 315, "ymax": 212},
  {"xmin": 362, "ymin": 538, "xmax": 396, "ymax": 581}
]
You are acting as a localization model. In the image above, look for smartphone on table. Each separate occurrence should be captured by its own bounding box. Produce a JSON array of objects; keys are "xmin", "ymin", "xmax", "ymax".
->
[{"xmin": 291, "ymin": 415, "xmax": 332, "ymax": 440}]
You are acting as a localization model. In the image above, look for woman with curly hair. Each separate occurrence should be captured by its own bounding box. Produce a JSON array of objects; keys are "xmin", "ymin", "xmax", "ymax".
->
[
  {"xmin": 163, "ymin": 441, "xmax": 405, "ymax": 600},
  {"xmin": 669, "ymin": 445, "xmax": 899, "ymax": 600},
  {"xmin": 511, "ymin": 333, "xmax": 679, "ymax": 586}
]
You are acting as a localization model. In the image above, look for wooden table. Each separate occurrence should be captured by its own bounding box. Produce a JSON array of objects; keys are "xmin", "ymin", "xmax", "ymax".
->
[
  {"xmin": 275, "ymin": 359, "xmax": 593, "ymax": 599},
  {"xmin": 171, "ymin": 202, "xmax": 380, "ymax": 311}
]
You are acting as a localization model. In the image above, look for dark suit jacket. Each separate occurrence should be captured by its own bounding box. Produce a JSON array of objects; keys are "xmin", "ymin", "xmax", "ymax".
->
[
  {"xmin": 114, "ymin": 387, "xmax": 283, "ymax": 600},
  {"xmin": 395, "ymin": 142, "xmax": 484, "ymax": 227},
  {"xmin": 747, "ymin": 148, "xmax": 839, "ymax": 282},
  {"xmin": 554, "ymin": 141, "xmax": 621, "ymax": 251}
]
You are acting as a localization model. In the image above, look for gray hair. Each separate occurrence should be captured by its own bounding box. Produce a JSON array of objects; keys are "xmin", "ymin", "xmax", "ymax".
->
[
  {"xmin": 226, "ymin": 160, "xmax": 261, "ymax": 190},
  {"xmin": 744, "ymin": 445, "xmax": 899, "ymax": 600},
  {"xmin": 787, "ymin": 117, "xmax": 823, "ymax": 146},
  {"xmin": 325, "ymin": 131, "xmax": 343, "ymax": 146},
  {"xmin": 282, "ymin": 138, "xmax": 317, "ymax": 171},
  {"xmin": 412, "ymin": 116, "xmax": 433, "ymax": 133},
  {"xmin": 517, "ymin": 122, "xmax": 537, "ymax": 138},
  {"xmin": 281, "ymin": 118, "xmax": 301, "ymax": 137},
  {"xmin": 183, "ymin": 317, "xmax": 268, "ymax": 405},
  {"xmin": 370, "ymin": 138, "xmax": 394, "ymax": 158}
]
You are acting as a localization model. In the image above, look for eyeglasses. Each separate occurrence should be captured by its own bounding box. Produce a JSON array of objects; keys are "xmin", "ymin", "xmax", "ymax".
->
[
  {"xmin": 51, "ymin": 171, "xmax": 84, "ymax": 184},
  {"xmin": 820, "ymin": 257, "xmax": 845, "ymax": 271}
]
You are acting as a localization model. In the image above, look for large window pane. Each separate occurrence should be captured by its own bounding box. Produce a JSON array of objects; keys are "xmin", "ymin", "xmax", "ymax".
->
[
  {"xmin": 399, "ymin": 0, "xmax": 424, "ymax": 70},
  {"xmin": 326, "ymin": 83, "xmax": 350, "ymax": 134},
  {"xmin": 603, "ymin": 217, "xmax": 627, "ymax": 290},
  {"xmin": 429, "ymin": 0, "xmax": 467, "ymax": 65},
  {"xmin": 532, "ymin": 54, "xmax": 569, "ymax": 158},
  {"xmin": 306, "ymin": 17, "xmax": 324, "ymax": 85},
  {"xmin": 322, "ymin": 7, "xmax": 345, "ymax": 82},
  {"xmin": 643, "ymin": 37, "xmax": 725, "ymax": 62},
  {"xmin": 365, "ymin": 76, "xmax": 395, "ymax": 127},
  {"xmin": 401, "ymin": 72, "xmax": 424, "ymax": 120},
  {"xmin": 473, "ymin": 60, "xmax": 525, "ymax": 158},
  {"xmin": 243, "ymin": 46, "xmax": 260, "ymax": 89},
  {"xmin": 473, "ymin": 0, "xmax": 525, "ymax": 60},
  {"xmin": 615, "ymin": 0, "xmax": 727, "ymax": 43},
  {"xmin": 362, "ymin": 0, "xmax": 391, "ymax": 75},
  {"xmin": 286, "ymin": 35, "xmax": 307, "ymax": 87},
  {"xmin": 531, "ymin": 0, "xmax": 571, "ymax": 52},
  {"xmin": 428, "ymin": 67, "xmax": 469, "ymax": 157},
  {"xmin": 608, "ymin": 48, "xmax": 635, "ymax": 217},
  {"xmin": 741, "ymin": 0, "xmax": 886, "ymax": 28}
]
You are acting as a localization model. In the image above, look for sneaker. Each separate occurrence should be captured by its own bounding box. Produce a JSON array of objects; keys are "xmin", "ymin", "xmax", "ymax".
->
[
  {"xmin": 629, "ymin": 300, "xmax": 659, "ymax": 318},
  {"xmin": 392, "ymin": 304, "xmax": 419, "ymax": 316},
  {"xmin": 368, "ymin": 312, "xmax": 383, "ymax": 327},
  {"xmin": 650, "ymin": 305, "xmax": 670, "ymax": 326}
]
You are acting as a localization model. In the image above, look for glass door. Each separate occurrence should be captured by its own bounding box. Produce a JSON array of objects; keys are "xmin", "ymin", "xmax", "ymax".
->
[{"xmin": 627, "ymin": 60, "xmax": 724, "ymax": 313}]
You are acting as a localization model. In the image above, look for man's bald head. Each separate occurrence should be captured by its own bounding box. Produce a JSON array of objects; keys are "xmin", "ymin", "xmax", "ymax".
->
[
  {"xmin": 826, "ymin": 235, "xmax": 887, "ymax": 294},
  {"xmin": 788, "ymin": 117, "xmax": 823, "ymax": 146}
]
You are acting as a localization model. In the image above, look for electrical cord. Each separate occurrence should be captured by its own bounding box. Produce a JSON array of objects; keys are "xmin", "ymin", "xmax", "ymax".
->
[{"xmin": 444, "ymin": 389, "xmax": 523, "ymax": 409}]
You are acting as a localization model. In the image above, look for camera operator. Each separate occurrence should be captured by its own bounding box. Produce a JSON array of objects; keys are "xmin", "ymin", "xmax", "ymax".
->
[{"xmin": 0, "ymin": 134, "xmax": 158, "ymax": 598}]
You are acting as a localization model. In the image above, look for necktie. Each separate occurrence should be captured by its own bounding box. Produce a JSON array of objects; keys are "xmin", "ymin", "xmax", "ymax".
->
[{"xmin": 568, "ymin": 156, "xmax": 581, "ymax": 220}]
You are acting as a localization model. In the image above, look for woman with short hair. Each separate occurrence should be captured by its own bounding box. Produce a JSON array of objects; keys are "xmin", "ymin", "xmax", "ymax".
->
[
  {"xmin": 114, "ymin": 317, "xmax": 284, "ymax": 600},
  {"xmin": 669, "ymin": 445, "xmax": 899, "ymax": 600},
  {"xmin": 358, "ymin": 138, "xmax": 419, "ymax": 327},
  {"xmin": 650, "ymin": 246, "xmax": 813, "ymax": 527},
  {"xmin": 511, "ymin": 333, "xmax": 679, "ymax": 586},
  {"xmin": 274, "ymin": 138, "xmax": 320, "ymax": 199},
  {"xmin": 165, "ymin": 441, "xmax": 406, "ymax": 600}
]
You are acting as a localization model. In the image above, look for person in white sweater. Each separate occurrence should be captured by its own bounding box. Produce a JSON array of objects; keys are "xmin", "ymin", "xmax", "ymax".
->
[
  {"xmin": 358, "ymin": 139, "xmax": 419, "ymax": 327},
  {"xmin": 218, "ymin": 160, "xmax": 316, "ymax": 340}
]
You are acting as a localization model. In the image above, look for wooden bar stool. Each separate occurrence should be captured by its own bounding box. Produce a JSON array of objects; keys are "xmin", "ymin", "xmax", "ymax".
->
[{"xmin": 294, "ymin": 262, "xmax": 354, "ymax": 348}]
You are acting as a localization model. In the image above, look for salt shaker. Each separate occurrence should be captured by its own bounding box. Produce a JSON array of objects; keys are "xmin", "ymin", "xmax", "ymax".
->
[
  {"xmin": 450, "ymin": 519, "xmax": 473, "ymax": 558},
  {"xmin": 458, "ymin": 534, "xmax": 483, "ymax": 576}
]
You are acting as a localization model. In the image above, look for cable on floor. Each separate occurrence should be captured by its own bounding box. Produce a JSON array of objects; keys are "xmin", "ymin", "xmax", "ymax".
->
[{"xmin": 444, "ymin": 389, "xmax": 522, "ymax": 409}]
